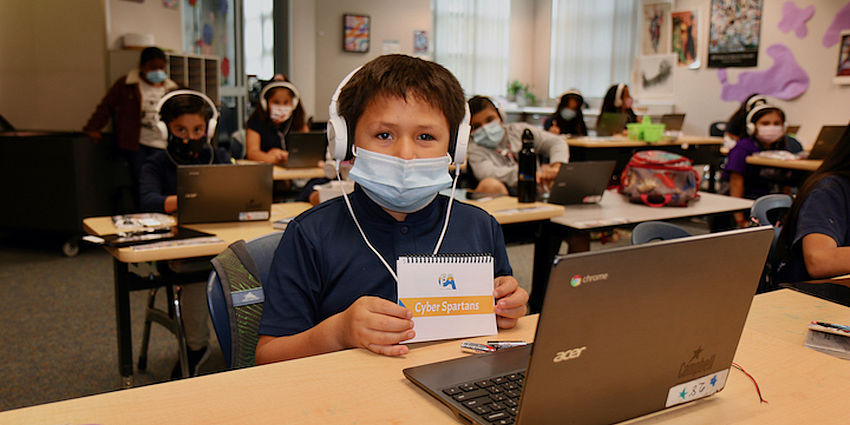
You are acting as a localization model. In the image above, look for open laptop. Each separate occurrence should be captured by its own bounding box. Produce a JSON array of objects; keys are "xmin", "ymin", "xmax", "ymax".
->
[
  {"xmin": 661, "ymin": 113, "xmax": 686, "ymax": 131},
  {"xmin": 177, "ymin": 163, "xmax": 273, "ymax": 224},
  {"xmin": 284, "ymin": 131, "xmax": 327, "ymax": 168},
  {"xmin": 808, "ymin": 125, "xmax": 847, "ymax": 160},
  {"xmin": 404, "ymin": 227, "xmax": 773, "ymax": 425},
  {"xmin": 547, "ymin": 160, "xmax": 616, "ymax": 205},
  {"xmin": 596, "ymin": 112, "xmax": 628, "ymax": 137}
]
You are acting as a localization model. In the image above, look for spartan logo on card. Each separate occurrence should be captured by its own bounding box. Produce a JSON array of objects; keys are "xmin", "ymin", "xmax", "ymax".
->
[
  {"xmin": 678, "ymin": 346, "xmax": 716, "ymax": 378},
  {"xmin": 437, "ymin": 273, "xmax": 457, "ymax": 290}
]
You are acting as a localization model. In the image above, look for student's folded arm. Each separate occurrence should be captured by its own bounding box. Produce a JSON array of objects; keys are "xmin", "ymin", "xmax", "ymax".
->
[
  {"xmin": 255, "ymin": 315, "xmax": 347, "ymax": 364},
  {"xmin": 802, "ymin": 234, "xmax": 850, "ymax": 279},
  {"xmin": 532, "ymin": 127, "xmax": 569, "ymax": 164},
  {"xmin": 469, "ymin": 147, "xmax": 516, "ymax": 187}
]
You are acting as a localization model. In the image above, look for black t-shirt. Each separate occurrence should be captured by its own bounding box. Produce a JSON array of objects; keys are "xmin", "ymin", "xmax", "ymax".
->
[
  {"xmin": 776, "ymin": 175, "xmax": 850, "ymax": 283},
  {"xmin": 246, "ymin": 113, "xmax": 290, "ymax": 152}
]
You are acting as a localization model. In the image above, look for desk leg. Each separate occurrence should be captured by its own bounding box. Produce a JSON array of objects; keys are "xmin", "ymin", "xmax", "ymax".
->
[
  {"xmin": 708, "ymin": 160, "xmax": 718, "ymax": 193},
  {"xmin": 113, "ymin": 259, "xmax": 134, "ymax": 388}
]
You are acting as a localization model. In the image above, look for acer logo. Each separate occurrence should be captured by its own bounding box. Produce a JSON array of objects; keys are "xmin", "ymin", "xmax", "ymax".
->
[{"xmin": 553, "ymin": 346, "xmax": 586, "ymax": 363}]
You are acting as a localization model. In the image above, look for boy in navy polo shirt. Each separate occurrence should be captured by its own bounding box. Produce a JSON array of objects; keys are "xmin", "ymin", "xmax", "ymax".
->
[{"xmin": 256, "ymin": 55, "xmax": 528, "ymax": 364}]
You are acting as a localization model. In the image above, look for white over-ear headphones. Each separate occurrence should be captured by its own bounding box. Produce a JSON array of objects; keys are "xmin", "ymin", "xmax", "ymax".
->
[
  {"xmin": 746, "ymin": 104, "xmax": 786, "ymax": 136},
  {"xmin": 745, "ymin": 95, "xmax": 767, "ymax": 112},
  {"xmin": 259, "ymin": 81, "xmax": 300, "ymax": 111},
  {"xmin": 154, "ymin": 89, "xmax": 219, "ymax": 144},
  {"xmin": 613, "ymin": 84, "xmax": 626, "ymax": 108},
  {"xmin": 327, "ymin": 67, "xmax": 471, "ymax": 166}
]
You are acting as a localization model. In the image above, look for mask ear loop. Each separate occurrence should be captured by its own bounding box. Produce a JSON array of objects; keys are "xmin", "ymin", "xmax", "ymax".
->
[
  {"xmin": 432, "ymin": 152, "xmax": 458, "ymax": 255},
  {"xmin": 336, "ymin": 149, "xmax": 399, "ymax": 284}
]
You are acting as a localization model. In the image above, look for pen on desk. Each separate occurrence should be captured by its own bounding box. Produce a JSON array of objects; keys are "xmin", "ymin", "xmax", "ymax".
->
[
  {"xmin": 487, "ymin": 341, "xmax": 528, "ymax": 349},
  {"xmin": 461, "ymin": 342, "xmax": 495, "ymax": 353}
]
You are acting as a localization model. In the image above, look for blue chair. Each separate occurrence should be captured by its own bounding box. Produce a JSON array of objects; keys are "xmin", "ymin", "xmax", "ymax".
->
[
  {"xmin": 631, "ymin": 221, "xmax": 691, "ymax": 245},
  {"xmin": 207, "ymin": 231, "xmax": 283, "ymax": 368},
  {"xmin": 750, "ymin": 194, "xmax": 792, "ymax": 293}
]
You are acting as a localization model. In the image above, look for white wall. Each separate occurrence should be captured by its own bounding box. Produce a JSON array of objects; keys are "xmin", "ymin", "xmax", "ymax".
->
[
  {"xmin": 105, "ymin": 0, "xmax": 183, "ymax": 51},
  {"xmin": 508, "ymin": 0, "xmax": 534, "ymax": 93},
  {"xmin": 671, "ymin": 0, "xmax": 850, "ymax": 143},
  {"xmin": 0, "ymin": 0, "xmax": 107, "ymax": 131},
  {"xmin": 530, "ymin": 0, "xmax": 552, "ymax": 105},
  {"xmin": 310, "ymin": 0, "xmax": 432, "ymax": 121},
  {"xmin": 289, "ymin": 0, "xmax": 317, "ymax": 120}
]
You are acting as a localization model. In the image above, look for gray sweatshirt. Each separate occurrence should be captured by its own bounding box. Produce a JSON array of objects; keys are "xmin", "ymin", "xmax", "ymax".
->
[{"xmin": 467, "ymin": 122, "xmax": 570, "ymax": 188}]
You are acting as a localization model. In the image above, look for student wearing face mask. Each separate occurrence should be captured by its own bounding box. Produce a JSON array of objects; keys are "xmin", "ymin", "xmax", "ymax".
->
[
  {"xmin": 245, "ymin": 79, "xmax": 310, "ymax": 165},
  {"xmin": 544, "ymin": 90, "xmax": 588, "ymax": 137},
  {"xmin": 722, "ymin": 103, "xmax": 802, "ymax": 226},
  {"xmin": 596, "ymin": 84, "xmax": 638, "ymax": 132},
  {"xmin": 466, "ymin": 96, "xmax": 570, "ymax": 195},
  {"xmin": 138, "ymin": 91, "xmax": 231, "ymax": 378},
  {"xmin": 83, "ymin": 46, "xmax": 180, "ymax": 200}
]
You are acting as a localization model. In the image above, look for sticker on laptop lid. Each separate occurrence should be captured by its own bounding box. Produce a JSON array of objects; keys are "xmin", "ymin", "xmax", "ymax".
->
[
  {"xmin": 665, "ymin": 369, "xmax": 729, "ymax": 408},
  {"xmin": 238, "ymin": 211, "xmax": 269, "ymax": 221},
  {"xmin": 581, "ymin": 195, "xmax": 602, "ymax": 203}
]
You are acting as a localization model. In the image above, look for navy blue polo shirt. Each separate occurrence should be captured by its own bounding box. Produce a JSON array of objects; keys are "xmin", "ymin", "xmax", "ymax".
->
[
  {"xmin": 258, "ymin": 185, "xmax": 513, "ymax": 337},
  {"xmin": 777, "ymin": 175, "xmax": 850, "ymax": 283}
]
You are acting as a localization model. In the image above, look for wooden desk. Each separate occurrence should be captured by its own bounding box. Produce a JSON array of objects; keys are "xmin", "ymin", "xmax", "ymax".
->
[
  {"xmin": 235, "ymin": 159, "xmax": 326, "ymax": 181},
  {"xmin": 568, "ymin": 135, "xmax": 724, "ymax": 192},
  {"xmin": 83, "ymin": 202, "xmax": 312, "ymax": 386},
  {"xmin": 525, "ymin": 190, "xmax": 753, "ymax": 313},
  {"xmin": 4, "ymin": 290, "xmax": 848, "ymax": 424},
  {"xmin": 745, "ymin": 156, "xmax": 822, "ymax": 172}
]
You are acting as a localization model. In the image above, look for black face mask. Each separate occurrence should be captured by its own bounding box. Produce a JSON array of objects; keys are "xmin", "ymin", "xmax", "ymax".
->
[{"xmin": 167, "ymin": 133, "xmax": 208, "ymax": 164}]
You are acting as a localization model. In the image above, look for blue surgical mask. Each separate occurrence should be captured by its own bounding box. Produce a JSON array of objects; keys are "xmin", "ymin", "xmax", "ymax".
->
[
  {"xmin": 348, "ymin": 147, "xmax": 453, "ymax": 213},
  {"xmin": 145, "ymin": 70, "xmax": 167, "ymax": 84},
  {"xmin": 471, "ymin": 121, "xmax": 504, "ymax": 149},
  {"xmin": 560, "ymin": 108, "xmax": 577, "ymax": 121}
]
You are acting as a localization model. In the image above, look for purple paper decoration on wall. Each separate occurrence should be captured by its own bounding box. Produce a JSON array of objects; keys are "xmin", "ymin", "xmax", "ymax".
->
[
  {"xmin": 717, "ymin": 44, "xmax": 810, "ymax": 101},
  {"xmin": 778, "ymin": 1, "xmax": 815, "ymax": 38},
  {"xmin": 824, "ymin": 1, "xmax": 850, "ymax": 47}
]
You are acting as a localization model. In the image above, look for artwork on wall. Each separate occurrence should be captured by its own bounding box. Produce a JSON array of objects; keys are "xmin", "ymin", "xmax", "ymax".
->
[
  {"xmin": 708, "ymin": 0, "xmax": 762, "ymax": 68},
  {"xmin": 162, "ymin": 0, "xmax": 179, "ymax": 9},
  {"xmin": 823, "ymin": 2, "xmax": 850, "ymax": 48},
  {"xmin": 778, "ymin": 1, "xmax": 815, "ymax": 38},
  {"xmin": 413, "ymin": 30, "xmax": 429, "ymax": 55},
  {"xmin": 836, "ymin": 30, "xmax": 850, "ymax": 84},
  {"xmin": 672, "ymin": 10, "xmax": 700, "ymax": 69},
  {"xmin": 717, "ymin": 44, "xmax": 809, "ymax": 101},
  {"xmin": 642, "ymin": 2, "xmax": 671, "ymax": 55},
  {"xmin": 636, "ymin": 54, "xmax": 676, "ymax": 98},
  {"xmin": 343, "ymin": 14, "xmax": 370, "ymax": 53}
]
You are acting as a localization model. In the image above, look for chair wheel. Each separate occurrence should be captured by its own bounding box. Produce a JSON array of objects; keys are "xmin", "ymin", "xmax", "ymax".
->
[{"xmin": 61, "ymin": 238, "xmax": 80, "ymax": 257}]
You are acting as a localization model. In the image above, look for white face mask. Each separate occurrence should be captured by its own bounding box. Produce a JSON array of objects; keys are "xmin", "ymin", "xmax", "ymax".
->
[
  {"xmin": 471, "ymin": 121, "xmax": 504, "ymax": 149},
  {"xmin": 756, "ymin": 125, "xmax": 784, "ymax": 144},
  {"xmin": 269, "ymin": 104, "xmax": 293, "ymax": 122}
]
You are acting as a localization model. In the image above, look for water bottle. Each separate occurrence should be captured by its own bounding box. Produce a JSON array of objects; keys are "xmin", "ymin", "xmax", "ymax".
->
[{"xmin": 518, "ymin": 129, "xmax": 536, "ymax": 203}]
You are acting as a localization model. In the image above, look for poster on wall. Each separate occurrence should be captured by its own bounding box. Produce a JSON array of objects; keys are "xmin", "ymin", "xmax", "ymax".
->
[
  {"xmin": 413, "ymin": 30, "xmax": 429, "ymax": 55},
  {"xmin": 836, "ymin": 30, "xmax": 850, "ymax": 85},
  {"xmin": 636, "ymin": 54, "xmax": 677, "ymax": 98},
  {"xmin": 672, "ymin": 10, "xmax": 700, "ymax": 69},
  {"xmin": 708, "ymin": 0, "xmax": 762, "ymax": 68},
  {"xmin": 642, "ymin": 2, "xmax": 671, "ymax": 55},
  {"xmin": 343, "ymin": 14, "xmax": 370, "ymax": 53}
]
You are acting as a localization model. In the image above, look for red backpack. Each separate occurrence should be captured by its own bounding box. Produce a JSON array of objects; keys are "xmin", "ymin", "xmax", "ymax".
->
[{"xmin": 619, "ymin": 150, "xmax": 700, "ymax": 207}]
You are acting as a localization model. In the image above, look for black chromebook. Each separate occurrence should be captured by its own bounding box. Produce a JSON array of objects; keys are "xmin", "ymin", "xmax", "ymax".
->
[{"xmin": 404, "ymin": 227, "xmax": 773, "ymax": 425}]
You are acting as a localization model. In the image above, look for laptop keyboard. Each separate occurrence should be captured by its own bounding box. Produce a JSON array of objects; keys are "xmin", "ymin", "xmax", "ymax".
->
[{"xmin": 442, "ymin": 372, "xmax": 524, "ymax": 424}]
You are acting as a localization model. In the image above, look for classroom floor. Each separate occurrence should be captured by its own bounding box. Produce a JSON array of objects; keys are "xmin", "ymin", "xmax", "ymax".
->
[{"xmin": 0, "ymin": 218, "xmax": 709, "ymax": 411}]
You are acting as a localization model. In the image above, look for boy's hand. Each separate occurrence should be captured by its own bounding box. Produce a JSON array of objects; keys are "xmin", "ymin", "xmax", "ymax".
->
[
  {"xmin": 493, "ymin": 276, "xmax": 528, "ymax": 329},
  {"xmin": 339, "ymin": 296, "xmax": 415, "ymax": 356}
]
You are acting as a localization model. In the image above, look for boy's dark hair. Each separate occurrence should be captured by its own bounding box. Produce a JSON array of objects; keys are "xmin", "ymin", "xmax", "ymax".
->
[
  {"xmin": 160, "ymin": 93, "xmax": 212, "ymax": 125},
  {"xmin": 140, "ymin": 46, "xmax": 167, "ymax": 67},
  {"xmin": 337, "ymin": 54, "xmax": 465, "ymax": 155}
]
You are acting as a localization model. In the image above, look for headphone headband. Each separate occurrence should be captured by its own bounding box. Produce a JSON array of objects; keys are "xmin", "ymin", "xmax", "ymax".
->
[
  {"xmin": 259, "ymin": 81, "xmax": 301, "ymax": 111},
  {"xmin": 562, "ymin": 89, "xmax": 583, "ymax": 98},
  {"xmin": 613, "ymin": 84, "xmax": 625, "ymax": 108},
  {"xmin": 745, "ymin": 95, "xmax": 767, "ymax": 111},
  {"xmin": 745, "ymin": 103, "xmax": 785, "ymax": 135},
  {"xmin": 154, "ymin": 89, "xmax": 219, "ymax": 144}
]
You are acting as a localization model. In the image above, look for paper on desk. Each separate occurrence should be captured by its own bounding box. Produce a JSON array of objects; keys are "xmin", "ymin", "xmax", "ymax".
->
[{"xmin": 397, "ymin": 255, "xmax": 497, "ymax": 343}]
